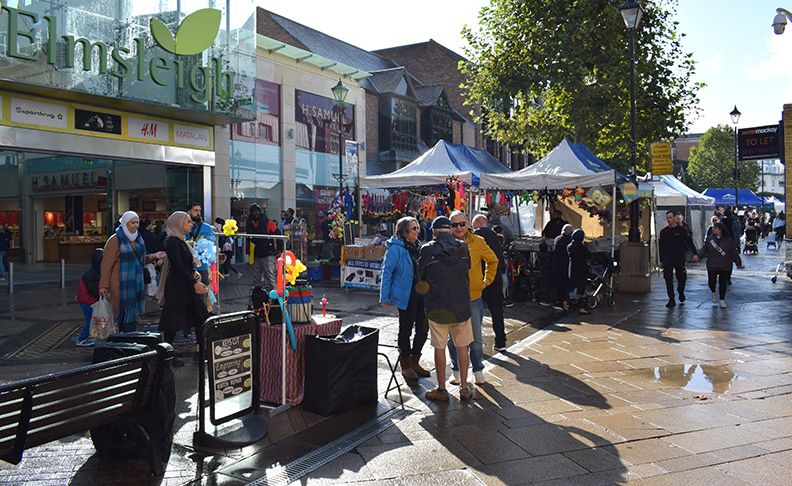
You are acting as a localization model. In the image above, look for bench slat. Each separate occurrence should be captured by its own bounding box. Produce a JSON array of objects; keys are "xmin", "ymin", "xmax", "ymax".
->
[
  {"xmin": 29, "ymin": 382, "xmax": 140, "ymax": 425},
  {"xmin": 0, "ymin": 389, "xmax": 25, "ymax": 409},
  {"xmin": 27, "ymin": 392, "xmax": 137, "ymax": 437},
  {"xmin": 31, "ymin": 369, "xmax": 144, "ymax": 412},
  {"xmin": 32, "ymin": 360, "xmax": 148, "ymax": 396},
  {"xmin": 23, "ymin": 404, "xmax": 135, "ymax": 450}
]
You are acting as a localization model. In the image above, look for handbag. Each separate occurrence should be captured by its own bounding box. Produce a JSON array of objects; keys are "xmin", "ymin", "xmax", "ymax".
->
[{"xmin": 89, "ymin": 296, "xmax": 117, "ymax": 341}]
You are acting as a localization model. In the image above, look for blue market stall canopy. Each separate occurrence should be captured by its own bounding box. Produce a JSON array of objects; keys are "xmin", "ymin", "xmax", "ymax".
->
[
  {"xmin": 656, "ymin": 175, "xmax": 715, "ymax": 206},
  {"xmin": 702, "ymin": 188, "xmax": 763, "ymax": 206},
  {"xmin": 479, "ymin": 139, "xmax": 627, "ymax": 190},
  {"xmin": 359, "ymin": 140, "xmax": 512, "ymax": 189}
]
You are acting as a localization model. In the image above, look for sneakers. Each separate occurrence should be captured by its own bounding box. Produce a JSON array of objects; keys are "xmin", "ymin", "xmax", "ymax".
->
[
  {"xmin": 679, "ymin": 292, "xmax": 686, "ymax": 303},
  {"xmin": 552, "ymin": 304, "xmax": 563, "ymax": 310},
  {"xmin": 720, "ymin": 300, "xmax": 727, "ymax": 308},
  {"xmin": 666, "ymin": 299, "xmax": 676, "ymax": 308},
  {"xmin": 236, "ymin": 272, "xmax": 243, "ymax": 280},
  {"xmin": 712, "ymin": 292, "xmax": 718, "ymax": 303},
  {"xmin": 449, "ymin": 370, "xmax": 461, "ymax": 385},
  {"xmin": 539, "ymin": 301, "xmax": 552, "ymax": 307},
  {"xmin": 474, "ymin": 370, "xmax": 486, "ymax": 385},
  {"xmin": 426, "ymin": 387, "xmax": 449, "ymax": 401},
  {"xmin": 75, "ymin": 338, "xmax": 96, "ymax": 347},
  {"xmin": 494, "ymin": 344, "xmax": 507, "ymax": 352},
  {"xmin": 504, "ymin": 300, "xmax": 514, "ymax": 308},
  {"xmin": 459, "ymin": 386, "xmax": 473, "ymax": 401}
]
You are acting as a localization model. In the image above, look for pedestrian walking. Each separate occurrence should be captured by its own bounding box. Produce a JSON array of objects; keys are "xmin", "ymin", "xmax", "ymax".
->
[
  {"xmin": 380, "ymin": 216, "xmax": 429, "ymax": 381},
  {"xmin": 567, "ymin": 229, "xmax": 592, "ymax": 315},
  {"xmin": 472, "ymin": 214, "xmax": 507, "ymax": 352},
  {"xmin": 706, "ymin": 215, "xmax": 719, "ymax": 240},
  {"xmin": 447, "ymin": 210, "xmax": 498, "ymax": 386},
  {"xmin": 694, "ymin": 222, "xmax": 743, "ymax": 308},
  {"xmin": 0, "ymin": 222, "xmax": 10, "ymax": 280},
  {"xmin": 157, "ymin": 211, "xmax": 209, "ymax": 367},
  {"xmin": 659, "ymin": 210, "xmax": 697, "ymax": 308},
  {"xmin": 246, "ymin": 204, "xmax": 281, "ymax": 289},
  {"xmin": 99, "ymin": 211, "xmax": 165, "ymax": 332},
  {"xmin": 215, "ymin": 218, "xmax": 242, "ymax": 279},
  {"xmin": 74, "ymin": 248, "xmax": 103, "ymax": 347},
  {"xmin": 537, "ymin": 240, "xmax": 553, "ymax": 306},
  {"xmin": 417, "ymin": 216, "xmax": 473, "ymax": 401},
  {"xmin": 551, "ymin": 224, "xmax": 574, "ymax": 310},
  {"xmin": 772, "ymin": 211, "xmax": 786, "ymax": 241}
]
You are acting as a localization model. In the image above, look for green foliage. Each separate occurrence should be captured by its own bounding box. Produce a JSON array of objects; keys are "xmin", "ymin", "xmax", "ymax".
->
[
  {"xmin": 460, "ymin": 0, "xmax": 702, "ymax": 173},
  {"xmin": 686, "ymin": 124, "xmax": 760, "ymax": 193}
]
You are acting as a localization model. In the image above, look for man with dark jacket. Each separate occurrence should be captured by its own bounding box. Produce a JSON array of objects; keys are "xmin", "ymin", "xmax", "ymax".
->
[
  {"xmin": 659, "ymin": 210, "xmax": 697, "ymax": 308},
  {"xmin": 417, "ymin": 216, "xmax": 473, "ymax": 401},
  {"xmin": 542, "ymin": 209, "xmax": 567, "ymax": 239},
  {"xmin": 472, "ymin": 214, "xmax": 506, "ymax": 351},
  {"xmin": 551, "ymin": 224, "xmax": 574, "ymax": 310},
  {"xmin": 246, "ymin": 204, "xmax": 281, "ymax": 289}
]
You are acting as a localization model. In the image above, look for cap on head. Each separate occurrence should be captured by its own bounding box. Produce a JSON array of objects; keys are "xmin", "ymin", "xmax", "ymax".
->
[
  {"xmin": 572, "ymin": 229, "xmax": 585, "ymax": 242},
  {"xmin": 432, "ymin": 216, "xmax": 451, "ymax": 230}
]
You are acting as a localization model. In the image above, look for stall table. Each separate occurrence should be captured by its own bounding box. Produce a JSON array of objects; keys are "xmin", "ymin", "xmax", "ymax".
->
[{"xmin": 259, "ymin": 315, "xmax": 342, "ymax": 406}]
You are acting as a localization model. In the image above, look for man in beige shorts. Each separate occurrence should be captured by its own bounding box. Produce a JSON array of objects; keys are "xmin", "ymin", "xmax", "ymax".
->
[{"xmin": 417, "ymin": 216, "xmax": 473, "ymax": 401}]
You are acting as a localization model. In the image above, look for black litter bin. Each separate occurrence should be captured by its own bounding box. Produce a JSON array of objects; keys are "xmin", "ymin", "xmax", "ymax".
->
[{"xmin": 302, "ymin": 325, "xmax": 378, "ymax": 416}]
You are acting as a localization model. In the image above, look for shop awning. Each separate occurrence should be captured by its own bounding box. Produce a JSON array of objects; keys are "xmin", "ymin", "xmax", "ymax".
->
[
  {"xmin": 256, "ymin": 35, "xmax": 372, "ymax": 81},
  {"xmin": 655, "ymin": 175, "xmax": 715, "ymax": 206}
]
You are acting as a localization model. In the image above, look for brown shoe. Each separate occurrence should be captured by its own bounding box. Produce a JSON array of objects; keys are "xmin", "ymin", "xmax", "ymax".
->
[
  {"xmin": 411, "ymin": 355, "xmax": 431, "ymax": 377},
  {"xmin": 399, "ymin": 356, "xmax": 419, "ymax": 381},
  {"xmin": 426, "ymin": 387, "xmax": 449, "ymax": 401},
  {"xmin": 459, "ymin": 386, "xmax": 473, "ymax": 401}
]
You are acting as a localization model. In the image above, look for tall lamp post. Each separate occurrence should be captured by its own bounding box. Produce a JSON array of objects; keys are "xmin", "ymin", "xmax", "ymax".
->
[
  {"xmin": 730, "ymin": 105, "xmax": 741, "ymax": 208},
  {"xmin": 331, "ymin": 79, "xmax": 349, "ymax": 198},
  {"xmin": 619, "ymin": 1, "xmax": 644, "ymax": 243}
]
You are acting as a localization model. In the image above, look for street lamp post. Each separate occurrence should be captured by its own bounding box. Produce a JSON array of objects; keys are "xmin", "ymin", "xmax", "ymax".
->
[
  {"xmin": 730, "ymin": 105, "xmax": 741, "ymax": 208},
  {"xmin": 619, "ymin": 1, "xmax": 644, "ymax": 243},
  {"xmin": 331, "ymin": 79, "xmax": 349, "ymax": 199}
]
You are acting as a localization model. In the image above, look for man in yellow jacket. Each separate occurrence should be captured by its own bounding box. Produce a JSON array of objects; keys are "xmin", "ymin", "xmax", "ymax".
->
[{"xmin": 448, "ymin": 210, "xmax": 499, "ymax": 385}]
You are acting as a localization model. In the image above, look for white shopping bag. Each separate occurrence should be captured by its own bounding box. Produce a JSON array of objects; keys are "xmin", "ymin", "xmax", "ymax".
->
[{"xmin": 89, "ymin": 296, "xmax": 117, "ymax": 340}]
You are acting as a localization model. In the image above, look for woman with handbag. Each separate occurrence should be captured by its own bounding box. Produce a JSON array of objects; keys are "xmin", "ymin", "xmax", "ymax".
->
[
  {"xmin": 379, "ymin": 216, "xmax": 429, "ymax": 381},
  {"xmin": 694, "ymin": 222, "xmax": 744, "ymax": 308},
  {"xmin": 99, "ymin": 211, "xmax": 165, "ymax": 332},
  {"xmin": 158, "ymin": 211, "xmax": 209, "ymax": 366}
]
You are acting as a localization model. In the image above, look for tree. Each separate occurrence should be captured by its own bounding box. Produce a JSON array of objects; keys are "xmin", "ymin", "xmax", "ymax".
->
[
  {"xmin": 460, "ymin": 0, "xmax": 702, "ymax": 174},
  {"xmin": 687, "ymin": 124, "xmax": 760, "ymax": 193}
]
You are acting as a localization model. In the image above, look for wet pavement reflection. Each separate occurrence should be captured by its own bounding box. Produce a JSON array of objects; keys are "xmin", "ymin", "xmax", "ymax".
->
[{"xmin": 627, "ymin": 364, "xmax": 742, "ymax": 394}]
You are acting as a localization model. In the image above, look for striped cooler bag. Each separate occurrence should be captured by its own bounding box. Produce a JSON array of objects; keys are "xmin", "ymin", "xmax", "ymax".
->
[{"xmin": 286, "ymin": 284, "xmax": 313, "ymax": 323}]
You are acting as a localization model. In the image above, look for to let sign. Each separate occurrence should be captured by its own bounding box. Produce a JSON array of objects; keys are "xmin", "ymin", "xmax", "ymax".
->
[
  {"xmin": 650, "ymin": 142, "xmax": 673, "ymax": 175},
  {"xmin": 738, "ymin": 125, "xmax": 780, "ymax": 161}
]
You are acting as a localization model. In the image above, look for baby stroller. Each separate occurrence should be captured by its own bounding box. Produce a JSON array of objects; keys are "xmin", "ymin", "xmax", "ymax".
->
[
  {"xmin": 743, "ymin": 225, "xmax": 759, "ymax": 255},
  {"xmin": 585, "ymin": 252, "xmax": 616, "ymax": 309},
  {"xmin": 766, "ymin": 231, "xmax": 777, "ymax": 249}
]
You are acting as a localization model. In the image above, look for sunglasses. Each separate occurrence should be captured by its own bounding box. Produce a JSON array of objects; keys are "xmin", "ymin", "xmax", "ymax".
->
[
  {"xmin": 451, "ymin": 221, "xmax": 467, "ymax": 228},
  {"xmin": 410, "ymin": 226, "xmax": 420, "ymax": 231}
]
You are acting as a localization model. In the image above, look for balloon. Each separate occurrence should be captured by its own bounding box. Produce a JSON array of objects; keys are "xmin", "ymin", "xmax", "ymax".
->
[
  {"xmin": 269, "ymin": 289, "xmax": 296, "ymax": 350},
  {"xmin": 222, "ymin": 218, "xmax": 238, "ymax": 236},
  {"xmin": 195, "ymin": 239, "xmax": 216, "ymax": 264}
]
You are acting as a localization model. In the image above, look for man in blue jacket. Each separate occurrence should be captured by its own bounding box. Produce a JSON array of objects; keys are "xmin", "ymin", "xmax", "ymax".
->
[{"xmin": 186, "ymin": 203, "xmax": 217, "ymax": 287}]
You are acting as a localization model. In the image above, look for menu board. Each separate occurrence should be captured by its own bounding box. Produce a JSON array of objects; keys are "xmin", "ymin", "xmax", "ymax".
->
[{"xmin": 210, "ymin": 334, "xmax": 253, "ymax": 405}]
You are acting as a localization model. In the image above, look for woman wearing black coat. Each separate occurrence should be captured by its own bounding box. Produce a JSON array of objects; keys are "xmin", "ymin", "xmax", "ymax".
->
[
  {"xmin": 157, "ymin": 211, "xmax": 208, "ymax": 366},
  {"xmin": 550, "ymin": 224, "xmax": 574, "ymax": 310},
  {"xmin": 568, "ymin": 229, "xmax": 592, "ymax": 315}
]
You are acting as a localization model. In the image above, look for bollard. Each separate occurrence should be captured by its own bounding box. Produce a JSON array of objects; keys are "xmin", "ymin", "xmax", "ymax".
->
[
  {"xmin": 8, "ymin": 262, "xmax": 13, "ymax": 294},
  {"xmin": 61, "ymin": 258, "xmax": 65, "ymax": 288}
]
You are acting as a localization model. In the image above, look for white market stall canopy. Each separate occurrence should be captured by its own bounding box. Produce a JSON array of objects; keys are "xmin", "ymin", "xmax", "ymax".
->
[
  {"xmin": 479, "ymin": 139, "xmax": 627, "ymax": 190},
  {"xmin": 359, "ymin": 140, "xmax": 512, "ymax": 189},
  {"xmin": 653, "ymin": 174, "xmax": 715, "ymax": 206}
]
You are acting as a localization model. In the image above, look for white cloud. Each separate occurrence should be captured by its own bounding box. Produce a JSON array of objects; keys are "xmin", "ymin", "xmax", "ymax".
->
[{"xmin": 708, "ymin": 52, "xmax": 723, "ymax": 72}]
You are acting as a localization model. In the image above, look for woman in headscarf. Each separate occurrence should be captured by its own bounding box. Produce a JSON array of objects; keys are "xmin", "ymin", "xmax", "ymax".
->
[
  {"xmin": 567, "ymin": 229, "xmax": 592, "ymax": 315},
  {"xmin": 99, "ymin": 211, "xmax": 165, "ymax": 332},
  {"xmin": 157, "ymin": 211, "xmax": 209, "ymax": 365}
]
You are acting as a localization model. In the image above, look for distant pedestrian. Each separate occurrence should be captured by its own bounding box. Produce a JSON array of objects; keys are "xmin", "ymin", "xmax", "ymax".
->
[
  {"xmin": 659, "ymin": 210, "xmax": 697, "ymax": 308},
  {"xmin": 246, "ymin": 204, "xmax": 281, "ymax": 289},
  {"xmin": 472, "ymin": 214, "xmax": 506, "ymax": 352},
  {"xmin": 542, "ymin": 209, "xmax": 567, "ymax": 239},
  {"xmin": 74, "ymin": 248, "xmax": 103, "ymax": 347},
  {"xmin": 706, "ymin": 215, "xmax": 719, "ymax": 240},
  {"xmin": 380, "ymin": 216, "xmax": 429, "ymax": 382},
  {"xmin": 551, "ymin": 224, "xmax": 574, "ymax": 310},
  {"xmin": 536, "ymin": 240, "xmax": 553, "ymax": 306},
  {"xmin": 215, "ymin": 218, "xmax": 242, "ymax": 279},
  {"xmin": 772, "ymin": 211, "xmax": 786, "ymax": 241},
  {"xmin": 0, "ymin": 222, "xmax": 10, "ymax": 279},
  {"xmin": 694, "ymin": 222, "xmax": 743, "ymax": 308},
  {"xmin": 417, "ymin": 216, "xmax": 473, "ymax": 401},
  {"xmin": 567, "ymin": 229, "xmax": 592, "ymax": 315}
]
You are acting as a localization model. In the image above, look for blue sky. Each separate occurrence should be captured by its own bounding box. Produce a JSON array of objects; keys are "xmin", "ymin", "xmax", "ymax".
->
[{"xmin": 263, "ymin": 0, "xmax": 791, "ymax": 135}]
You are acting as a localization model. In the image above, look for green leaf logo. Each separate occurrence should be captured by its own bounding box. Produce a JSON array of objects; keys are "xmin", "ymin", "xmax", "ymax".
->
[{"xmin": 150, "ymin": 8, "xmax": 221, "ymax": 55}]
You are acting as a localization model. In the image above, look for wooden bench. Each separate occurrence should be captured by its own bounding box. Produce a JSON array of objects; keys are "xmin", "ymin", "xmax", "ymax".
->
[{"xmin": 0, "ymin": 342, "xmax": 174, "ymax": 476}]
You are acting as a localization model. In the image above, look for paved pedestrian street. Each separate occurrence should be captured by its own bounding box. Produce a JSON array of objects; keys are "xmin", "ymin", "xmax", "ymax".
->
[{"xmin": 1, "ymin": 244, "xmax": 791, "ymax": 485}]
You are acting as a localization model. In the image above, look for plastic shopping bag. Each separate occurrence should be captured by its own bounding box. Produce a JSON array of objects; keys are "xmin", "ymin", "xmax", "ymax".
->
[
  {"xmin": 145, "ymin": 263, "xmax": 158, "ymax": 297},
  {"xmin": 89, "ymin": 296, "xmax": 117, "ymax": 341}
]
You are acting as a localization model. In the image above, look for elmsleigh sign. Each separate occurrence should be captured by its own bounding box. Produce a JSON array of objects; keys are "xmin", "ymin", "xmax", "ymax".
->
[{"xmin": 0, "ymin": 7, "xmax": 235, "ymax": 107}]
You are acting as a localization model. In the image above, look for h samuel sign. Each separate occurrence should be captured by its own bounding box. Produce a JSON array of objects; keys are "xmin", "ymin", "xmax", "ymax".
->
[{"xmin": 0, "ymin": 7, "xmax": 233, "ymax": 105}]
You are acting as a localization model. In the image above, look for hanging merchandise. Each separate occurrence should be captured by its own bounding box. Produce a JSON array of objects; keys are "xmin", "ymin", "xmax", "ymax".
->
[
  {"xmin": 621, "ymin": 182, "xmax": 639, "ymax": 203},
  {"xmin": 343, "ymin": 191, "xmax": 354, "ymax": 220},
  {"xmin": 586, "ymin": 186, "xmax": 612, "ymax": 207}
]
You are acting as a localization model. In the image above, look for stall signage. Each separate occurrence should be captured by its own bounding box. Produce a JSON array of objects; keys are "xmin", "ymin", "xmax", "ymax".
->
[
  {"xmin": 738, "ymin": 124, "xmax": 780, "ymax": 161},
  {"xmin": 31, "ymin": 170, "xmax": 107, "ymax": 192},
  {"xmin": 345, "ymin": 141, "xmax": 358, "ymax": 178},
  {"xmin": 342, "ymin": 259, "xmax": 382, "ymax": 290},
  {"xmin": 650, "ymin": 142, "xmax": 673, "ymax": 175},
  {"xmin": 0, "ymin": 6, "xmax": 234, "ymax": 106},
  {"xmin": 210, "ymin": 334, "xmax": 253, "ymax": 404}
]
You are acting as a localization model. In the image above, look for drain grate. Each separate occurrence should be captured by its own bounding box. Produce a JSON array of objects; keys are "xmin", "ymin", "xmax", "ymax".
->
[{"xmin": 246, "ymin": 403, "xmax": 416, "ymax": 486}]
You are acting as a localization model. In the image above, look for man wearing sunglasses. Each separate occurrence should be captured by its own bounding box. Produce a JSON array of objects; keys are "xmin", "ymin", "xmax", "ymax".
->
[{"xmin": 447, "ymin": 210, "xmax": 499, "ymax": 386}]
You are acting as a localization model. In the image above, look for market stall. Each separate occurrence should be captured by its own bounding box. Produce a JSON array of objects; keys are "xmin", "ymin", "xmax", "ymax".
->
[
  {"xmin": 702, "ymin": 188, "xmax": 763, "ymax": 207},
  {"xmin": 651, "ymin": 174, "xmax": 715, "ymax": 248}
]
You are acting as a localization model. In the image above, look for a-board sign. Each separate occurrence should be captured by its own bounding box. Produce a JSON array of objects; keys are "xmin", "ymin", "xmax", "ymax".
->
[{"xmin": 204, "ymin": 314, "xmax": 257, "ymax": 425}]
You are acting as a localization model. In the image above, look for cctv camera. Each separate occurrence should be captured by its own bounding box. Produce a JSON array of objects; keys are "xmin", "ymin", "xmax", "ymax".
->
[{"xmin": 773, "ymin": 12, "xmax": 787, "ymax": 35}]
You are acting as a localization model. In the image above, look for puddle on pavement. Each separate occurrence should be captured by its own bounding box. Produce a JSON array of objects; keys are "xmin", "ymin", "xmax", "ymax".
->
[{"xmin": 629, "ymin": 364, "xmax": 743, "ymax": 394}]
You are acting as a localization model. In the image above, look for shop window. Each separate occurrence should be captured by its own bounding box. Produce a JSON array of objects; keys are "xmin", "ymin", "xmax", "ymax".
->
[{"xmin": 391, "ymin": 98, "xmax": 417, "ymax": 153}]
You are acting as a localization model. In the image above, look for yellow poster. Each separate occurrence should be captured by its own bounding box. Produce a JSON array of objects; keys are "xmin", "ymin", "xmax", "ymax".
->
[{"xmin": 650, "ymin": 142, "xmax": 673, "ymax": 175}]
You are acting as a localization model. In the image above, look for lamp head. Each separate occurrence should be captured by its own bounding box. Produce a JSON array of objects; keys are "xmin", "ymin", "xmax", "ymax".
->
[
  {"xmin": 331, "ymin": 79, "xmax": 349, "ymax": 105},
  {"xmin": 619, "ymin": 1, "xmax": 645, "ymax": 30},
  {"xmin": 774, "ymin": 11, "xmax": 787, "ymax": 35},
  {"xmin": 730, "ymin": 105, "xmax": 741, "ymax": 125}
]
